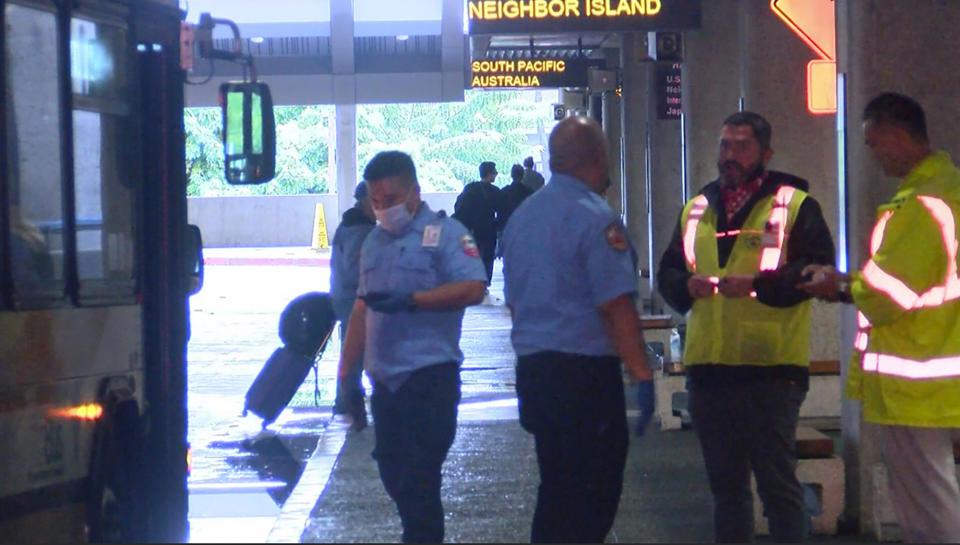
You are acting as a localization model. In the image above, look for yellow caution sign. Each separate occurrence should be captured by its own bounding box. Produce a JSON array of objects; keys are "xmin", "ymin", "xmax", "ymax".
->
[{"xmin": 311, "ymin": 203, "xmax": 329, "ymax": 249}]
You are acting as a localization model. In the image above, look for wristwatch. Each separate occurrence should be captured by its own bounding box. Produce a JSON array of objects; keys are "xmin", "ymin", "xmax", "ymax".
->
[{"xmin": 837, "ymin": 277, "xmax": 852, "ymax": 303}]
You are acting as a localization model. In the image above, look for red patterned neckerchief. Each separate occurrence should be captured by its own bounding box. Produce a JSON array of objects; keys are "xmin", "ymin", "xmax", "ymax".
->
[{"xmin": 720, "ymin": 175, "xmax": 764, "ymax": 223}]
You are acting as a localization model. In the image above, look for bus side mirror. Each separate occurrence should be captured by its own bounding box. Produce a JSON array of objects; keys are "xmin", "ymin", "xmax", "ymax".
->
[{"xmin": 220, "ymin": 81, "xmax": 276, "ymax": 184}]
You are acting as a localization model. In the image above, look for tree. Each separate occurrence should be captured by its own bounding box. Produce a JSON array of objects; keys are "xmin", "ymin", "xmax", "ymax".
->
[{"xmin": 184, "ymin": 90, "xmax": 552, "ymax": 196}]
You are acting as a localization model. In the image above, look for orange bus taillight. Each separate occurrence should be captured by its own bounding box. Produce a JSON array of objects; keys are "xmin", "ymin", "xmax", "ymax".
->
[{"xmin": 48, "ymin": 403, "xmax": 104, "ymax": 420}]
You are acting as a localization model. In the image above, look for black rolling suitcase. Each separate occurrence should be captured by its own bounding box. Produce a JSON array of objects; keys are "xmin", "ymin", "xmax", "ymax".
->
[{"xmin": 243, "ymin": 292, "xmax": 337, "ymax": 428}]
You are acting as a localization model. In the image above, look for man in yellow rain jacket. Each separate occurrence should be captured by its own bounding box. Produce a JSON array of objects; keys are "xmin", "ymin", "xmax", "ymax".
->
[
  {"xmin": 802, "ymin": 92, "xmax": 960, "ymax": 543},
  {"xmin": 658, "ymin": 111, "xmax": 836, "ymax": 542}
]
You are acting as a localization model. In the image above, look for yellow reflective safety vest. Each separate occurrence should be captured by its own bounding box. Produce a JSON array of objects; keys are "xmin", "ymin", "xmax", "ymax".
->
[
  {"xmin": 680, "ymin": 185, "xmax": 811, "ymax": 367},
  {"xmin": 846, "ymin": 151, "xmax": 960, "ymax": 427}
]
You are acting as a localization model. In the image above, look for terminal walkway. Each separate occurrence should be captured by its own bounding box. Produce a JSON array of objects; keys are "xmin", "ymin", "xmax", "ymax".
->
[{"xmin": 276, "ymin": 263, "xmax": 871, "ymax": 543}]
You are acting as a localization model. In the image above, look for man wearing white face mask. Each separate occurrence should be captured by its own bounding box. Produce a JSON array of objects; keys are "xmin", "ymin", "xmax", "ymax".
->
[{"xmin": 337, "ymin": 150, "xmax": 487, "ymax": 543}]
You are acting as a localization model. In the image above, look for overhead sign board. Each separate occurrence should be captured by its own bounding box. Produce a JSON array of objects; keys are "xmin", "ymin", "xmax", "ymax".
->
[
  {"xmin": 468, "ymin": 0, "xmax": 701, "ymax": 35},
  {"xmin": 471, "ymin": 57, "xmax": 598, "ymax": 89}
]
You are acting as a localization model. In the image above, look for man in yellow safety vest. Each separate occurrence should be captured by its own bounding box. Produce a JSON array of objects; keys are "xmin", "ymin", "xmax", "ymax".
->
[
  {"xmin": 801, "ymin": 92, "xmax": 960, "ymax": 543},
  {"xmin": 658, "ymin": 111, "xmax": 836, "ymax": 542}
]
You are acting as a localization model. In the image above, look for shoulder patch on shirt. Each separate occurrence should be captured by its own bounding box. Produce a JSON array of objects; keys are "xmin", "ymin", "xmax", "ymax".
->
[
  {"xmin": 461, "ymin": 234, "xmax": 481, "ymax": 258},
  {"xmin": 604, "ymin": 222, "xmax": 628, "ymax": 252}
]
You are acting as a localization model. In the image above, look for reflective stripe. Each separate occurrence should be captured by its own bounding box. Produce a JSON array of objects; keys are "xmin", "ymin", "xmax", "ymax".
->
[
  {"xmin": 870, "ymin": 210, "xmax": 893, "ymax": 256},
  {"xmin": 759, "ymin": 186, "xmax": 796, "ymax": 271},
  {"xmin": 862, "ymin": 352, "xmax": 960, "ymax": 379},
  {"xmin": 861, "ymin": 196, "xmax": 960, "ymax": 310},
  {"xmin": 854, "ymin": 311, "xmax": 870, "ymax": 351},
  {"xmin": 684, "ymin": 186, "xmax": 797, "ymax": 276},
  {"xmin": 683, "ymin": 195, "xmax": 709, "ymax": 270},
  {"xmin": 860, "ymin": 195, "xmax": 960, "ymax": 379}
]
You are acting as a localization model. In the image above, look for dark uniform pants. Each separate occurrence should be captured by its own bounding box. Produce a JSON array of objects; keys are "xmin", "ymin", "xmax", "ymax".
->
[
  {"xmin": 475, "ymin": 234, "xmax": 496, "ymax": 285},
  {"xmin": 688, "ymin": 379, "xmax": 808, "ymax": 543},
  {"xmin": 516, "ymin": 351, "xmax": 628, "ymax": 543},
  {"xmin": 371, "ymin": 362, "xmax": 460, "ymax": 543},
  {"xmin": 332, "ymin": 297, "xmax": 364, "ymax": 414}
]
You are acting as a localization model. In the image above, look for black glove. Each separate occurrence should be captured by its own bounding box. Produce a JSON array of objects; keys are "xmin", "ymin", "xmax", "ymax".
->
[{"xmin": 362, "ymin": 291, "xmax": 415, "ymax": 313}]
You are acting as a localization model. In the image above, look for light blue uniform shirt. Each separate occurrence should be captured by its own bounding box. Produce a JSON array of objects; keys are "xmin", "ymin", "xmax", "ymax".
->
[
  {"xmin": 502, "ymin": 173, "xmax": 639, "ymax": 357},
  {"xmin": 358, "ymin": 202, "xmax": 487, "ymax": 391}
]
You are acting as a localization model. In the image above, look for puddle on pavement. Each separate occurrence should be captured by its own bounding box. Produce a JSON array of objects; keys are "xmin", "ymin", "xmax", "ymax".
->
[{"xmin": 204, "ymin": 433, "xmax": 322, "ymax": 506}]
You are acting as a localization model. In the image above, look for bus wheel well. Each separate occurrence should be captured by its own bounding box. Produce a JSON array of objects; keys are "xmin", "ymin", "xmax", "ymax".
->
[{"xmin": 85, "ymin": 381, "xmax": 144, "ymax": 543}]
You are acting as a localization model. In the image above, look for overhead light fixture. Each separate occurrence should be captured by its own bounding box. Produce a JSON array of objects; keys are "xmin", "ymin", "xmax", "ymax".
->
[
  {"xmin": 396, "ymin": 35, "xmax": 409, "ymax": 41},
  {"xmin": 250, "ymin": 36, "xmax": 264, "ymax": 44}
]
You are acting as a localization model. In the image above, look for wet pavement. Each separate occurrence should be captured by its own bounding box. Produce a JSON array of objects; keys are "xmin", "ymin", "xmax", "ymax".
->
[{"xmin": 186, "ymin": 247, "xmax": 876, "ymax": 543}]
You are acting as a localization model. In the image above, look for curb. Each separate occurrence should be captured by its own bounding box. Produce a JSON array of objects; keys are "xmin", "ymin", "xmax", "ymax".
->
[{"xmin": 266, "ymin": 424, "xmax": 349, "ymax": 543}]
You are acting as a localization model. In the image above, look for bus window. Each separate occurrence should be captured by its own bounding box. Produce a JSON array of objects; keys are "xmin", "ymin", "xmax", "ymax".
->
[
  {"xmin": 4, "ymin": 3, "xmax": 63, "ymax": 300},
  {"xmin": 71, "ymin": 16, "xmax": 136, "ymax": 300}
]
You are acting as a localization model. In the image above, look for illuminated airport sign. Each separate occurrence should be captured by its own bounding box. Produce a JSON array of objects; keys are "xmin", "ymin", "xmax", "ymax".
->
[
  {"xmin": 468, "ymin": 0, "xmax": 701, "ymax": 35},
  {"xmin": 471, "ymin": 58, "xmax": 597, "ymax": 89}
]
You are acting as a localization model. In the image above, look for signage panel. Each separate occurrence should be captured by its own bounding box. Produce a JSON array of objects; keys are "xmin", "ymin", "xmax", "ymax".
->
[
  {"xmin": 655, "ymin": 62, "xmax": 681, "ymax": 120},
  {"xmin": 468, "ymin": 0, "xmax": 701, "ymax": 35},
  {"xmin": 471, "ymin": 57, "xmax": 597, "ymax": 89}
]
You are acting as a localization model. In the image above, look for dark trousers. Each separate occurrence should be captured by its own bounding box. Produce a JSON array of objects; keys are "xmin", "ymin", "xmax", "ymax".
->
[
  {"xmin": 476, "ymin": 235, "xmax": 496, "ymax": 285},
  {"xmin": 515, "ymin": 351, "xmax": 628, "ymax": 543},
  {"xmin": 688, "ymin": 379, "xmax": 808, "ymax": 543},
  {"xmin": 332, "ymin": 300, "xmax": 364, "ymax": 413},
  {"xmin": 371, "ymin": 362, "xmax": 460, "ymax": 543}
]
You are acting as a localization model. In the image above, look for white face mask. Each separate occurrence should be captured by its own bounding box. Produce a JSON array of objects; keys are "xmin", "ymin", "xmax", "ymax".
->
[{"xmin": 375, "ymin": 200, "xmax": 414, "ymax": 233}]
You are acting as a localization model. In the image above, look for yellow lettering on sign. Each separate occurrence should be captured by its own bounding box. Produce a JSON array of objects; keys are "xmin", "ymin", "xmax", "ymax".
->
[
  {"xmin": 472, "ymin": 74, "xmax": 542, "ymax": 88},
  {"xmin": 469, "ymin": 0, "xmax": 659, "ymax": 21},
  {"xmin": 585, "ymin": 0, "xmax": 661, "ymax": 16}
]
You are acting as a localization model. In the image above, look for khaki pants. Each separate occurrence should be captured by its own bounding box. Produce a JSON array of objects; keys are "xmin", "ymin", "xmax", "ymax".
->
[{"xmin": 881, "ymin": 425, "xmax": 960, "ymax": 543}]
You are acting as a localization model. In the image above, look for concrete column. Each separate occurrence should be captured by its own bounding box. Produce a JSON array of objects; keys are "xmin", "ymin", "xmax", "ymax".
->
[
  {"xmin": 836, "ymin": 0, "xmax": 960, "ymax": 535},
  {"xmin": 330, "ymin": 0, "xmax": 356, "ymax": 220},
  {"xmin": 619, "ymin": 32, "xmax": 650, "ymax": 304},
  {"xmin": 440, "ymin": 0, "xmax": 466, "ymax": 102},
  {"xmin": 646, "ymin": 61, "xmax": 683, "ymax": 314},
  {"xmin": 335, "ymin": 104, "xmax": 358, "ymax": 218},
  {"xmin": 603, "ymin": 90, "xmax": 623, "ymax": 218}
]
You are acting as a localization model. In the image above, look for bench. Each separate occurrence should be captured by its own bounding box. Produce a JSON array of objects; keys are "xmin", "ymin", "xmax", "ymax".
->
[
  {"xmin": 753, "ymin": 426, "xmax": 844, "ymax": 536},
  {"xmin": 801, "ymin": 360, "xmax": 842, "ymax": 419}
]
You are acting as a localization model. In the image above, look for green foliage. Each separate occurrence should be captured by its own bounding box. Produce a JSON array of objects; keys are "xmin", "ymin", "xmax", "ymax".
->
[{"xmin": 184, "ymin": 89, "xmax": 551, "ymax": 196}]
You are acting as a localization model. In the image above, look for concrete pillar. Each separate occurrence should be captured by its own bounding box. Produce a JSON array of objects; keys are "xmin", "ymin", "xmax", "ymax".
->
[
  {"xmin": 602, "ymin": 84, "xmax": 623, "ymax": 219},
  {"xmin": 335, "ymin": 104, "xmax": 357, "ymax": 217},
  {"xmin": 836, "ymin": 0, "xmax": 960, "ymax": 535},
  {"xmin": 619, "ymin": 32, "xmax": 650, "ymax": 305},
  {"xmin": 330, "ymin": 0, "xmax": 356, "ymax": 219},
  {"xmin": 646, "ymin": 62, "xmax": 684, "ymax": 314}
]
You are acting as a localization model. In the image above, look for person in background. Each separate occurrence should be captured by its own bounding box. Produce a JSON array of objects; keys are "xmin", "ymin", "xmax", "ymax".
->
[
  {"xmin": 453, "ymin": 161, "xmax": 501, "ymax": 285},
  {"xmin": 496, "ymin": 163, "xmax": 533, "ymax": 256},
  {"xmin": 521, "ymin": 155, "xmax": 545, "ymax": 192},
  {"xmin": 800, "ymin": 92, "xmax": 960, "ymax": 543},
  {"xmin": 657, "ymin": 111, "xmax": 835, "ymax": 542},
  {"xmin": 337, "ymin": 150, "xmax": 487, "ymax": 543},
  {"xmin": 329, "ymin": 180, "xmax": 376, "ymax": 430},
  {"xmin": 502, "ymin": 116, "xmax": 653, "ymax": 543}
]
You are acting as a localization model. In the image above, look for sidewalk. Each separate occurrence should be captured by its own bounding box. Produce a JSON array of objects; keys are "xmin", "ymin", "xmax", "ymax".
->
[{"xmin": 203, "ymin": 246, "xmax": 331, "ymax": 267}]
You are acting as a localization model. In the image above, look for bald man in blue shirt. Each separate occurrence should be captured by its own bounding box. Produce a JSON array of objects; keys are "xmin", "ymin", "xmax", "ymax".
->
[{"xmin": 502, "ymin": 116, "xmax": 653, "ymax": 543}]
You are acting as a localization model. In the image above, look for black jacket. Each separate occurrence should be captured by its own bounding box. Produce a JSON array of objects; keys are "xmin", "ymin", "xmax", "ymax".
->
[
  {"xmin": 657, "ymin": 170, "xmax": 836, "ymax": 387},
  {"xmin": 453, "ymin": 181, "xmax": 501, "ymax": 242},
  {"xmin": 498, "ymin": 181, "xmax": 533, "ymax": 234}
]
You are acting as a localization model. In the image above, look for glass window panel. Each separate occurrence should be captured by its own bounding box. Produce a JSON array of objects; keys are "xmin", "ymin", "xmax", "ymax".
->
[
  {"xmin": 5, "ymin": 4, "xmax": 64, "ymax": 297},
  {"xmin": 70, "ymin": 17, "xmax": 128, "ymax": 102},
  {"xmin": 71, "ymin": 17, "xmax": 136, "ymax": 297}
]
